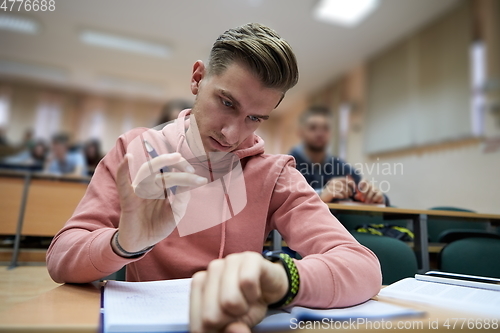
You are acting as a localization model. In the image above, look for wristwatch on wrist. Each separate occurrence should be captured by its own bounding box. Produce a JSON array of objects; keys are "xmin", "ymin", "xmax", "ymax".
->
[
  {"xmin": 112, "ymin": 231, "xmax": 154, "ymax": 258},
  {"xmin": 262, "ymin": 250, "xmax": 300, "ymax": 308}
]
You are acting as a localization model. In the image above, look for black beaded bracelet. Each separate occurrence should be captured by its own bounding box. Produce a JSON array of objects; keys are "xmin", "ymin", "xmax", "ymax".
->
[
  {"xmin": 263, "ymin": 251, "xmax": 300, "ymax": 308},
  {"xmin": 112, "ymin": 231, "xmax": 155, "ymax": 258}
]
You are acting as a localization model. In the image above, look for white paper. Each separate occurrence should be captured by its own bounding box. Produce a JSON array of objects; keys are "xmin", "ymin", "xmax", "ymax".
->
[
  {"xmin": 379, "ymin": 278, "xmax": 500, "ymax": 318},
  {"xmin": 292, "ymin": 300, "xmax": 424, "ymax": 321},
  {"xmin": 104, "ymin": 278, "xmax": 191, "ymax": 333},
  {"xmin": 103, "ymin": 279, "xmax": 425, "ymax": 333}
]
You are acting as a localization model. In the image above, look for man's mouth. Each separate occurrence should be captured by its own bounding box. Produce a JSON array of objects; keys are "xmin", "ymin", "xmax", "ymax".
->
[{"xmin": 208, "ymin": 136, "xmax": 233, "ymax": 152}]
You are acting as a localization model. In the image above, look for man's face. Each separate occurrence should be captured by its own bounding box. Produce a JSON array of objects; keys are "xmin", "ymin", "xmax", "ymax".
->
[
  {"xmin": 189, "ymin": 61, "xmax": 283, "ymax": 153},
  {"xmin": 300, "ymin": 115, "xmax": 331, "ymax": 152},
  {"xmin": 52, "ymin": 142, "xmax": 67, "ymax": 160}
]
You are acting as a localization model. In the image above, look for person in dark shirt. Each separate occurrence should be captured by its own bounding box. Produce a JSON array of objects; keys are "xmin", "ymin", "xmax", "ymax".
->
[
  {"xmin": 289, "ymin": 106, "xmax": 388, "ymax": 205},
  {"xmin": 83, "ymin": 139, "xmax": 103, "ymax": 176}
]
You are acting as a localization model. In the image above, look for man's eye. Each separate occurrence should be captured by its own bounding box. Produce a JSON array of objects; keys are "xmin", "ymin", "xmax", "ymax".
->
[
  {"xmin": 222, "ymin": 99, "xmax": 233, "ymax": 108},
  {"xmin": 248, "ymin": 115, "xmax": 260, "ymax": 122}
]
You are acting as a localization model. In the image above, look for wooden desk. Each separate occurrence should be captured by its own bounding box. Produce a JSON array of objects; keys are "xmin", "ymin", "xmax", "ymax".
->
[
  {"xmin": 0, "ymin": 171, "xmax": 89, "ymax": 268},
  {"xmin": 23, "ymin": 179, "xmax": 88, "ymax": 236},
  {"xmin": 0, "ymin": 176, "xmax": 25, "ymax": 235},
  {"xmin": 328, "ymin": 203, "xmax": 500, "ymax": 273},
  {"xmin": 0, "ymin": 283, "xmax": 100, "ymax": 333},
  {"xmin": 0, "ymin": 283, "xmax": 492, "ymax": 332}
]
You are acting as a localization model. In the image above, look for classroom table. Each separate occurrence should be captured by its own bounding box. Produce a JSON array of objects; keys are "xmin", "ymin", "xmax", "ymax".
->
[
  {"xmin": 327, "ymin": 203, "xmax": 500, "ymax": 273},
  {"xmin": 0, "ymin": 282, "xmax": 494, "ymax": 333},
  {"xmin": 0, "ymin": 170, "xmax": 90, "ymax": 268}
]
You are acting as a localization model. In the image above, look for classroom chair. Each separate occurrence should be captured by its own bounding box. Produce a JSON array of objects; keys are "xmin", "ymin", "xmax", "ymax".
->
[
  {"xmin": 439, "ymin": 237, "xmax": 500, "ymax": 279},
  {"xmin": 352, "ymin": 232, "xmax": 418, "ymax": 285},
  {"xmin": 438, "ymin": 229, "xmax": 500, "ymax": 243},
  {"xmin": 427, "ymin": 206, "xmax": 488, "ymax": 243}
]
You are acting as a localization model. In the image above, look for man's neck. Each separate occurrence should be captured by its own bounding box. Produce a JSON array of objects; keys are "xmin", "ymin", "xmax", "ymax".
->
[{"xmin": 304, "ymin": 147, "xmax": 326, "ymax": 164}]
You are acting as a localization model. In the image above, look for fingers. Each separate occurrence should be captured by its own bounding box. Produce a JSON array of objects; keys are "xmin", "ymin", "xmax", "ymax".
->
[
  {"xmin": 372, "ymin": 191, "xmax": 385, "ymax": 204},
  {"xmin": 146, "ymin": 153, "xmax": 184, "ymax": 173},
  {"xmin": 200, "ymin": 259, "xmax": 233, "ymax": 332},
  {"xmin": 190, "ymin": 271, "xmax": 206, "ymax": 333},
  {"xmin": 355, "ymin": 180, "xmax": 385, "ymax": 204},
  {"xmin": 325, "ymin": 177, "xmax": 355, "ymax": 200},
  {"xmin": 132, "ymin": 153, "xmax": 193, "ymax": 188},
  {"xmin": 132, "ymin": 153, "xmax": 208, "ymax": 198},
  {"xmin": 116, "ymin": 154, "xmax": 135, "ymax": 199},
  {"xmin": 224, "ymin": 321, "xmax": 252, "ymax": 333},
  {"xmin": 156, "ymin": 172, "xmax": 207, "ymax": 188},
  {"xmin": 319, "ymin": 187, "xmax": 334, "ymax": 202},
  {"xmin": 237, "ymin": 253, "xmax": 263, "ymax": 304},
  {"xmin": 189, "ymin": 253, "xmax": 270, "ymax": 333},
  {"xmin": 219, "ymin": 255, "xmax": 250, "ymax": 317}
]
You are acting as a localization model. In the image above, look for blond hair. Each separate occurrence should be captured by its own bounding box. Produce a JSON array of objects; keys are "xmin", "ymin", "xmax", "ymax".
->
[{"xmin": 208, "ymin": 23, "xmax": 299, "ymax": 93}]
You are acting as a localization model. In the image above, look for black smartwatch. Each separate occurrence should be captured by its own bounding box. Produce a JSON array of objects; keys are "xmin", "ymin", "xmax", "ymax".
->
[{"xmin": 263, "ymin": 250, "xmax": 300, "ymax": 308}]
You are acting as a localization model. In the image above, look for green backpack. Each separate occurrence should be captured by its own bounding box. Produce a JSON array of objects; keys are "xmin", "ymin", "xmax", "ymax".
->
[{"xmin": 355, "ymin": 224, "xmax": 414, "ymax": 242}]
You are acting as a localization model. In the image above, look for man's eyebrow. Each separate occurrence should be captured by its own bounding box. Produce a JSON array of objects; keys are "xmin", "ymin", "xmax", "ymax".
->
[
  {"xmin": 220, "ymin": 89, "xmax": 269, "ymax": 120},
  {"xmin": 220, "ymin": 89, "xmax": 240, "ymax": 108}
]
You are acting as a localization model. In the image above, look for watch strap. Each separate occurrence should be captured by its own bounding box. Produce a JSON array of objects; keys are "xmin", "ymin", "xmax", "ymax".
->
[{"xmin": 263, "ymin": 250, "xmax": 300, "ymax": 308}]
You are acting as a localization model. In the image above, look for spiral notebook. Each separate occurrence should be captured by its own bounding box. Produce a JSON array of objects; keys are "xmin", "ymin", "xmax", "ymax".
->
[{"xmin": 101, "ymin": 278, "xmax": 423, "ymax": 333}]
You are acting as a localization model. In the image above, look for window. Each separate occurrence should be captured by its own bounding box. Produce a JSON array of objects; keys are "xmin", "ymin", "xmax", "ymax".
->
[
  {"xmin": 470, "ymin": 41, "xmax": 486, "ymax": 136},
  {"xmin": 88, "ymin": 109, "xmax": 105, "ymax": 140},
  {"xmin": 33, "ymin": 98, "xmax": 61, "ymax": 140},
  {"xmin": 0, "ymin": 93, "xmax": 10, "ymax": 128}
]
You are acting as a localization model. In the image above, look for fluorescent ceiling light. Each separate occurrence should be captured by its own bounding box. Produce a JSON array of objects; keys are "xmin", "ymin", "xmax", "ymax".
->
[
  {"xmin": 0, "ymin": 59, "xmax": 68, "ymax": 82},
  {"xmin": 97, "ymin": 75, "xmax": 166, "ymax": 97},
  {"xmin": 313, "ymin": 0, "xmax": 379, "ymax": 27},
  {"xmin": 80, "ymin": 30, "xmax": 171, "ymax": 58},
  {"xmin": 0, "ymin": 13, "xmax": 39, "ymax": 34}
]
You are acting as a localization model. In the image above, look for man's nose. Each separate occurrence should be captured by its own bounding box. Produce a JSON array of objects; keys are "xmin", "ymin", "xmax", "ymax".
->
[{"xmin": 220, "ymin": 122, "xmax": 241, "ymax": 145}]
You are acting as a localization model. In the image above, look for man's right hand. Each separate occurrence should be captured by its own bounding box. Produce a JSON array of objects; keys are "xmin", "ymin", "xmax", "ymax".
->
[
  {"xmin": 319, "ymin": 176, "xmax": 356, "ymax": 203},
  {"xmin": 113, "ymin": 153, "xmax": 207, "ymax": 254}
]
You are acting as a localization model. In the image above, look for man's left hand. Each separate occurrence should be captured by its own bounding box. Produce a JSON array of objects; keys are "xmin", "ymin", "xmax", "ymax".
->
[
  {"xmin": 354, "ymin": 180, "xmax": 385, "ymax": 205},
  {"xmin": 190, "ymin": 251, "xmax": 289, "ymax": 333}
]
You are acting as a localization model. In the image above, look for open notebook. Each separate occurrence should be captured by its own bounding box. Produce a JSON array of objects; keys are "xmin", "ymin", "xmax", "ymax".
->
[
  {"xmin": 102, "ymin": 278, "xmax": 423, "ymax": 333},
  {"xmin": 378, "ymin": 272, "xmax": 500, "ymax": 318}
]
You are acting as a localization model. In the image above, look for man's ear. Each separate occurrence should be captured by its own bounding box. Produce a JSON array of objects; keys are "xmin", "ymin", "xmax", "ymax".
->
[{"xmin": 190, "ymin": 60, "xmax": 206, "ymax": 95}]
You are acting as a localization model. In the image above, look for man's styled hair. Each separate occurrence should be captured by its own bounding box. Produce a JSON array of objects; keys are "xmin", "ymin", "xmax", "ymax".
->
[
  {"xmin": 208, "ymin": 23, "xmax": 299, "ymax": 93},
  {"xmin": 299, "ymin": 106, "xmax": 332, "ymax": 125}
]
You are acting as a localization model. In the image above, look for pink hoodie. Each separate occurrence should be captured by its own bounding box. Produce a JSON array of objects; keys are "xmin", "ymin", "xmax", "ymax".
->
[{"xmin": 46, "ymin": 110, "xmax": 381, "ymax": 308}]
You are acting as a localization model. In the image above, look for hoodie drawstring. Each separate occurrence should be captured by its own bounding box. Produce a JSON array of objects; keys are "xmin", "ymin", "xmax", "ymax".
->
[
  {"xmin": 217, "ymin": 155, "xmax": 236, "ymax": 259},
  {"xmin": 175, "ymin": 111, "xmax": 235, "ymax": 260}
]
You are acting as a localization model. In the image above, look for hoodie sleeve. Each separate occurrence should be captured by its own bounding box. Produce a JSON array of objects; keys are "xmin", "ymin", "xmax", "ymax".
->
[
  {"xmin": 46, "ymin": 129, "xmax": 149, "ymax": 283},
  {"xmin": 267, "ymin": 155, "xmax": 382, "ymax": 308}
]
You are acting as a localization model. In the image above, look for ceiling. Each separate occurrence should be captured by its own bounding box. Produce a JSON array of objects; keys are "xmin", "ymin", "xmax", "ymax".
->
[{"xmin": 0, "ymin": 0, "xmax": 460, "ymax": 110}]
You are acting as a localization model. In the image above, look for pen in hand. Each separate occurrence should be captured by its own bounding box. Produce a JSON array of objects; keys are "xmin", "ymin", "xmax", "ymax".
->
[{"xmin": 143, "ymin": 140, "xmax": 175, "ymax": 196}]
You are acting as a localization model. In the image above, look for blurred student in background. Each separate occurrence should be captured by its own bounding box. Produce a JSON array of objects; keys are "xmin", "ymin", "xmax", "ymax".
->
[
  {"xmin": 2, "ymin": 139, "xmax": 48, "ymax": 170},
  {"xmin": 289, "ymin": 106, "xmax": 387, "ymax": 205},
  {"xmin": 21, "ymin": 129, "xmax": 35, "ymax": 150},
  {"xmin": 156, "ymin": 99, "xmax": 192, "ymax": 126},
  {"xmin": 45, "ymin": 133, "xmax": 87, "ymax": 177},
  {"xmin": 83, "ymin": 139, "xmax": 103, "ymax": 176}
]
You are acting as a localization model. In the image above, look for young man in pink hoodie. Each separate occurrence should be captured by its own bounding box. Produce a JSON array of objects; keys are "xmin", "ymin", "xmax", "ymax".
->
[{"xmin": 47, "ymin": 23, "xmax": 382, "ymax": 332}]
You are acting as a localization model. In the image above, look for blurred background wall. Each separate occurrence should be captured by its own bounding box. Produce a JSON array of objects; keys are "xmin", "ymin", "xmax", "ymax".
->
[{"xmin": 0, "ymin": 0, "xmax": 499, "ymax": 212}]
